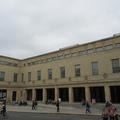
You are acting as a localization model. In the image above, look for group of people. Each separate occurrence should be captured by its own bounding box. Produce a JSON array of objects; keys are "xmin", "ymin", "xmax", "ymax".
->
[{"xmin": 102, "ymin": 101, "xmax": 118, "ymax": 120}]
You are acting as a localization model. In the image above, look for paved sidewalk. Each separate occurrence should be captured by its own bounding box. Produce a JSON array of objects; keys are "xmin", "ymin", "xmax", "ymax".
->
[{"xmin": 6, "ymin": 103, "xmax": 120, "ymax": 116}]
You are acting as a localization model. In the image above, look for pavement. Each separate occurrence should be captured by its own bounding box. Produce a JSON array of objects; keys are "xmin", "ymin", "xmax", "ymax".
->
[{"xmin": 6, "ymin": 102, "xmax": 120, "ymax": 116}]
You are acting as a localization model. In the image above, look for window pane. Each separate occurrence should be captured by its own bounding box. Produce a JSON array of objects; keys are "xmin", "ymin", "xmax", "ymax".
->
[
  {"xmin": 22, "ymin": 73, "xmax": 24, "ymax": 82},
  {"xmin": 104, "ymin": 45, "xmax": 113, "ymax": 50},
  {"xmin": 75, "ymin": 64, "xmax": 80, "ymax": 77},
  {"xmin": 14, "ymin": 73, "xmax": 18, "ymax": 82},
  {"xmin": 60, "ymin": 67, "xmax": 65, "ymax": 78},
  {"xmin": 28, "ymin": 72, "xmax": 31, "ymax": 81},
  {"xmin": 0, "ymin": 71, "xmax": 5, "ymax": 81},
  {"xmin": 116, "ymin": 43, "xmax": 120, "ymax": 48},
  {"xmin": 95, "ymin": 47, "xmax": 103, "ymax": 52},
  {"xmin": 92, "ymin": 62, "xmax": 99, "ymax": 75},
  {"xmin": 48, "ymin": 69, "xmax": 52, "ymax": 79},
  {"xmin": 37, "ymin": 70, "xmax": 41, "ymax": 80},
  {"xmin": 112, "ymin": 59, "xmax": 120, "ymax": 73}
]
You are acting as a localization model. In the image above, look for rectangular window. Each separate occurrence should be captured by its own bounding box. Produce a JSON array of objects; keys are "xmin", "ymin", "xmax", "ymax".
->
[
  {"xmin": 104, "ymin": 45, "xmax": 113, "ymax": 50},
  {"xmin": 14, "ymin": 73, "xmax": 18, "ymax": 82},
  {"xmin": 87, "ymin": 49, "xmax": 94, "ymax": 54},
  {"xmin": 91, "ymin": 62, "xmax": 99, "ymax": 75},
  {"xmin": 79, "ymin": 51, "xmax": 86, "ymax": 55},
  {"xmin": 95, "ymin": 47, "xmax": 103, "ymax": 52},
  {"xmin": 48, "ymin": 69, "xmax": 52, "ymax": 79},
  {"xmin": 37, "ymin": 70, "xmax": 41, "ymax": 80},
  {"xmin": 0, "ymin": 71, "xmax": 5, "ymax": 81},
  {"xmin": 22, "ymin": 73, "xmax": 24, "ymax": 82},
  {"xmin": 60, "ymin": 67, "xmax": 65, "ymax": 78},
  {"xmin": 28, "ymin": 72, "xmax": 31, "ymax": 81},
  {"xmin": 116, "ymin": 43, "xmax": 120, "ymax": 48},
  {"xmin": 75, "ymin": 64, "xmax": 80, "ymax": 77},
  {"xmin": 112, "ymin": 59, "xmax": 120, "ymax": 73}
]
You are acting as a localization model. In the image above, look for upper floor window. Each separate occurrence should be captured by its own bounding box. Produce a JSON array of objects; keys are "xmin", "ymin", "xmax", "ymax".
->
[
  {"xmin": 14, "ymin": 73, "xmax": 18, "ymax": 82},
  {"xmin": 0, "ymin": 71, "xmax": 5, "ymax": 81},
  {"xmin": 87, "ymin": 49, "xmax": 94, "ymax": 54},
  {"xmin": 28, "ymin": 72, "xmax": 31, "ymax": 81},
  {"xmin": 75, "ymin": 64, "xmax": 80, "ymax": 77},
  {"xmin": 104, "ymin": 45, "xmax": 113, "ymax": 50},
  {"xmin": 116, "ymin": 43, "xmax": 120, "ymax": 48},
  {"xmin": 95, "ymin": 47, "xmax": 103, "ymax": 52},
  {"xmin": 48, "ymin": 69, "xmax": 52, "ymax": 79},
  {"xmin": 60, "ymin": 66, "xmax": 65, "ymax": 78},
  {"xmin": 37, "ymin": 70, "xmax": 41, "ymax": 80},
  {"xmin": 79, "ymin": 51, "xmax": 86, "ymax": 55},
  {"xmin": 112, "ymin": 59, "xmax": 120, "ymax": 73},
  {"xmin": 91, "ymin": 62, "xmax": 99, "ymax": 75},
  {"xmin": 21, "ymin": 73, "xmax": 24, "ymax": 82}
]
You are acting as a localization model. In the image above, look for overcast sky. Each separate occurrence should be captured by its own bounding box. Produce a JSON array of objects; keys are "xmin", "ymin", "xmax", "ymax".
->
[{"xmin": 0, "ymin": 0, "xmax": 120, "ymax": 59}]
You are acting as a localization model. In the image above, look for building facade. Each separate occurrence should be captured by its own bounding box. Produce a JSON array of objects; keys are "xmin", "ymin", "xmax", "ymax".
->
[{"xmin": 0, "ymin": 34, "xmax": 120, "ymax": 104}]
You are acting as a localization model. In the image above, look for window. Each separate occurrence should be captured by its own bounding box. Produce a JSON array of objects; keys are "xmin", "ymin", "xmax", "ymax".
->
[
  {"xmin": 14, "ymin": 73, "xmax": 18, "ymax": 82},
  {"xmin": 91, "ymin": 62, "xmax": 99, "ymax": 75},
  {"xmin": 95, "ymin": 47, "xmax": 103, "ymax": 52},
  {"xmin": 112, "ymin": 59, "xmax": 120, "ymax": 73},
  {"xmin": 0, "ymin": 71, "xmax": 5, "ymax": 81},
  {"xmin": 75, "ymin": 64, "xmax": 80, "ymax": 77},
  {"xmin": 104, "ymin": 45, "xmax": 113, "ymax": 50},
  {"xmin": 48, "ymin": 69, "xmax": 52, "ymax": 79},
  {"xmin": 37, "ymin": 70, "xmax": 41, "ymax": 80},
  {"xmin": 87, "ymin": 49, "xmax": 94, "ymax": 54},
  {"xmin": 79, "ymin": 51, "xmax": 86, "ymax": 55},
  {"xmin": 21, "ymin": 73, "xmax": 24, "ymax": 82},
  {"xmin": 116, "ymin": 43, "xmax": 120, "ymax": 48},
  {"xmin": 28, "ymin": 72, "xmax": 31, "ymax": 81},
  {"xmin": 60, "ymin": 67, "xmax": 65, "ymax": 78}
]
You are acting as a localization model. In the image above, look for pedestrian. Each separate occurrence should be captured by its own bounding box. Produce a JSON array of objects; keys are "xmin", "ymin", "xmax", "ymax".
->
[
  {"xmin": 56, "ymin": 99, "xmax": 60, "ymax": 112},
  {"xmin": 32, "ymin": 100, "xmax": 35, "ymax": 110},
  {"xmin": 85, "ymin": 101, "xmax": 91, "ymax": 114},
  {"xmin": 1, "ymin": 103, "xmax": 6, "ymax": 116},
  {"xmin": 102, "ymin": 104, "xmax": 109, "ymax": 120},
  {"xmin": 108, "ymin": 104, "xmax": 118, "ymax": 120},
  {"xmin": 34, "ymin": 100, "xmax": 38, "ymax": 110}
]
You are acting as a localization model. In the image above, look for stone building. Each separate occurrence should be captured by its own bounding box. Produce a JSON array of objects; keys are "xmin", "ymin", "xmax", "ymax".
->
[{"xmin": 0, "ymin": 34, "xmax": 120, "ymax": 104}]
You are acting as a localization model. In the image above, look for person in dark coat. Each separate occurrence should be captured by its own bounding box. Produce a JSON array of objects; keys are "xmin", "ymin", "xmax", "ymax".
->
[{"xmin": 56, "ymin": 99, "xmax": 60, "ymax": 112}]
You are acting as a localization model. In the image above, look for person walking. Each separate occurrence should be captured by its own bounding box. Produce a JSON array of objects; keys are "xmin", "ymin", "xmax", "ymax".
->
[
  {"xmin": 32, "ymin": 100, "xmax": 35, "ymax": 110},
  {"xmin": 85, "ymin": 101, "xmax": 91, "ymax": 114},
  {"xmin": 56, "ymin": 99, "xmax": 60, "ymax": 112},
  {"xmin": 102, "ymin": 104, "xmax": 109, "ymax": 120},
  {"xmin": 108, "ymin": 104, "xmax": 118, "ymax": 120},
  {"xmin": 1, "ymin": 103, "xmax": 6, "ymax": 117}
]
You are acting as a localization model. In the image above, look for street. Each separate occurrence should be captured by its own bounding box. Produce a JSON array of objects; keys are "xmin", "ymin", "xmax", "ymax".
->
[{"xmin": 4, "ymin": 112, "xmax": 102, "ymax": 120}]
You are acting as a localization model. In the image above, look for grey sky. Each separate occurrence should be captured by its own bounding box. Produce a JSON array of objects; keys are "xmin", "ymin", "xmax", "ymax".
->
[{"xmin": 0, "ymin": 0, "xmax": 120, "ymax": 59}]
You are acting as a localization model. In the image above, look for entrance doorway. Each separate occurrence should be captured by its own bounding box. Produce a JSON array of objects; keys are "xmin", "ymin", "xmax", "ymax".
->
[
  {"xmin": 36, "ymin": 89, "xmax": 43, "ymax": 101},
  {"xmin": 59, "ymin": 88, "xmax": 69, "ymax": 102},
  {"xmin": 90, "ymin": 87, "xmax": 105, "ymax": 103},
  {"xmin": 46, "ymin": 88, "xmax": 55, "ymax": 101},
  {"xmin": 26, "ymin": 89, "xmax": 32, "ymax": 101},
  {"xmin": 12, "ymin": 91, "xmax": 16, "ymax": 101},
  {"xmin": 73, "ymin": 87, "xmax": 85, "ymax": 102},
  {"xmin": 110, "ymin": 86, "xmax": 120, "ymax": 103}
]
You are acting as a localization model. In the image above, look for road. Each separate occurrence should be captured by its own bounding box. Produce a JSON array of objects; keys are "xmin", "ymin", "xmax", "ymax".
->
[{"xmin": 3, "ymin": 112, "xmax": 102, "ymax": 120}]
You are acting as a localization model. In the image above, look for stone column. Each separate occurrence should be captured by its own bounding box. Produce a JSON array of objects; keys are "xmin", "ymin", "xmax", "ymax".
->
[
  {"xmin": 43, "ymin": 88, "xmax": 46, "ymax": 103},
  {"xmin": 23, "ymin": 89, "xmax": 27, "ymax": 101},
  {"xmin": 104, "ymin": 85, "xmax": 111, "ymax": 102},
  {"xmin": 7, "ymin": 88, "xmax": 12, "ymax": 103},
  {"xmin": 32, "ymin": 88, "xmax": 36, "ymax": 100},
  {"xmin": 85, "ymin": 86, "xmax": 90, "ymax": 101},
  {"xmin": 55, "ymin": 87, "xmax": 59, "ymax": 101},
  {"xmin": 69, "ymin": 87, "xmax": 73, "ymax": 103},
  {"xmin": 17, "ymin": 90, "xmax": 21, "ymax": 101}
]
